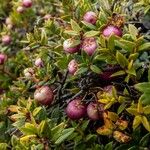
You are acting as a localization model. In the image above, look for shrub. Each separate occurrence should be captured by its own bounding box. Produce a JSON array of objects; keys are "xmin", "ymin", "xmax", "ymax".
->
[{"xmin": 0, "ymin": 0, "xmax": 150, "ymax": 149}]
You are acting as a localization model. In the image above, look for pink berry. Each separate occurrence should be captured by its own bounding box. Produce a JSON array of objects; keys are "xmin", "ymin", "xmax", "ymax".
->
[
  {"xmin": 83, "ymin": 11, "xmax": 97, "ymax": 25},
  {"xmin": 66, "ymin": 99, "xmax": 86, "ymax": 120},
  {"xmin": 102, "ymin": 25, "xmax": 122, "ymax": 37},
  {"xmin": 43, "ymin": 14, "xmax": 51, "ymax": 20},
  {"xmin": 82, "ymin": 37, "xmax": 97, "ymax": 56},
  {"xmin": 87, "ymin": 102, "xmax": 104, "ymax": 120},
  {"xmin": 68, "ymin": 59, "xmax": 78, "ymax": 75},
  {"xmin": 22, "ymin": 0, "xmax": 32, "ymax": 8},
  {"xmin": 103, "ymin": 85, "xmax": 113, "ymax": 96},
  {"xmin": 63, "ymin": 39, "xmax": 80, "ymax": 54},
  {"xmin": 2, "ymin": 35, "xmax": 11, "ymax": 45},
  {"xmin": 5, "ymin": 17, "xmax": 12, "ymax": 25},
  {"xmin": 17, "ymin": 6, "xmax": 25, "ymax": 13},
  {"xmin": 35, "ymin": 58, "xmax": 44, "ymax": 68},
  {"xmin": 34, "ymin": 86, "xmax": 54, "ymax": 106},
  {"xmin": 0, "ymin": 54, "xmax": 7, "ymax": 65},
  {"xmin": 23, "ymin": 68, "xmax": 34, "ymax": 78}
]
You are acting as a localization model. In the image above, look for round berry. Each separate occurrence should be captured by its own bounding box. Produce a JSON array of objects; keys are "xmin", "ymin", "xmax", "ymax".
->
[
  {"xmin": 17, "ymin": 6, "xmax": 25, "ymax": 13},
  {"xmin": 0, "ymin": 54, "xmax": 7, "ymax": 65},
  {"xmin": 68, "ymin": 59, "xmax": 78, "ymax": 75},
  {"xmin": 82, "ymin": 37, "xmax": 97, "ymax": 56},
  {"xmin": 24, "ymin": 68, "xmax": 34, "ymax": 78},
  {"xmin": 83, "ymin": 11, "xmax": 97, "ymax": 25},
  {"xmin": 63, "ymin": 39, "xmax": 80, "ymax": 54},
  {"xmin": 22, "ymin": 0, "xmax": 32, "ymax": 8},
  {"xmin": 34, "ymin": 86, "xmax": 54, "ymax": 106},
  {"xmin": 35, "ymin": 58, "xmax": 44, "ymax": 68},
  {"xmin": 102, "ymin": 25, "xmax": 122, "ymax": 37},
  {"xmin": 2, "ymin": 35, "xmax": 11, "ymax": 45},
  {"xmin": 66, "ymin": 99, "xmax": 86, "ymax": 120}
]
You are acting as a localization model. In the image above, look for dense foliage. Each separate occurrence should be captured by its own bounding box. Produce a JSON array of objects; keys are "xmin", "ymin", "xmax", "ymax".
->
[{"xmin": 0, "ymin": 0, "xmax": 150, "ymax": 149}]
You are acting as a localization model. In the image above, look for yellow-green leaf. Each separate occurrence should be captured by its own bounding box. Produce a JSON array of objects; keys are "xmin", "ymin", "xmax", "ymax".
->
[
  {"xmin": 84, "ymin": 30, "xmax": 99, "ymax": 37},
  {"xmin": 133, "ymin": 115, "xmax": 141, "ymax": 130},
  {"xmin": 142, "ymin": 116, "xmax": 150, "ymax": 132},
  {"xmin": 143, "ymin": 105, "xmax": 150, "ymax": 114},
  {"xmin": 126, "ymin": 108, "xmax": 138, "ymax": 116},
  {"xmin": 116, "ymin": 51, "xmax": 129, "ymax": 68},
  {"xmin": 137, "ymin": 101, "xmax": 143, "ymax": 113},
  {"xmin": 71, "ymin": 19, "xmax": 81, "ymax": 32}
]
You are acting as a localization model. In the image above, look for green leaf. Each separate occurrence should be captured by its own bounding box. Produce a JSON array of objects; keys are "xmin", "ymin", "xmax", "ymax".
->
[
  {"xmin": 51, "ymin": 122, "xmax": 65, "ymax": 142},
  {"xmin": 116, "ymin": 51, "xmax": 129, "ymax": 68},
  {"xmin": 81, "ymin": 120, "xmax": 90, "ymax": 130},
  {"xmin": 117, "ymin": 103, "xmax": 127, "ymax": 115},
  {"xmin": 139, "ymin": 133, "xmax": 150, "ymax": 147},
  {"xmin": 76, "ymin": 67, "xmax": 88, "ymax": 75},
  {"xmin": 126, "ymin": 68, "xmax": 136, "ymax": 76},
  {"xmin": 38, "ymin": 120, "xmax": 50, "ymax": 137},
  {"xmin": 64, "ymin": 30, "xmax": 79, "ymax": 35},
  {"xmin": 104, "ymin": 141, "xmax": 113, "ymax": 150},
  {"xmin": 0, "ymin": 143, "xmax": 8, "ymax": 150},
  {"xmin": 126, "ymin": 108, "xmax": 138, "ymax": 116},
  {"xmin": 71, "ymin": 19, "xmax": 82, "ymax": 32},
  {"xmin": 140, "ymin": 93, "xmax": 150, "ymax": 105},
  {"xmin": 108, "ymin": 35, "xmax": 116, "ymax": 51},
  {"xmin": 134, "ymin": 82, "xmax": 150, "ymax": 93},
  {"xmin": 81, "ymin": 21, "xmax": 96, "ymax": 30},
  {"xmin": 20, "ymin": 123, "xmax": 38, "ymax": 135},
  {"xmin": 141, "ymin": 116, "xmax": 150, "ymax": 132},
  {"xmin": 55, "ymin": 128, "xmax": 75, "ymax": 145},
  {"xmin": 33, "ymin": 107, "xmax": 42, "ymax": 116},
  {"xmin": 115, "ymin": 40, "xmax": 135, "ymax": 52},
  {"xmin": 90, "ymin": 65, "xmax": 101, "ymax": 74},
  {"xmin": 143, "ymin": 105, "xmax": 150, "ymax": 114},
  {"xmin": 111, "ymin": 70, "xmax": 126, "ymax": 77},
  {"xmin": 84, "ymin": 30, "xmax": 99, "ymax": 37},
  {"xmin": 128, "ymin": 24, "xmax": 138, "ymax": 40},
  {"xmin": 138, "ymin": 43, "xmax": 150, "ymax": 51},
  {"xmin": 11, "ymin": 135, "xmax": 18, "ymax": 147}
]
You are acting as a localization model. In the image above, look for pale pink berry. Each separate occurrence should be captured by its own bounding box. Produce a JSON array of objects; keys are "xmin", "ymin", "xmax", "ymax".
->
[
  {"xmin": 2, "ymin": 35, "xmax": 11, "ymax": 45},
  {"xmin": 43, "ymin": 14, "xmax": 51, "ymax": 20},
  {"xmin": 34, "ymin": 86, "xmax": 54, "ymax": 106},
  {"xmin": 82, "ymin": 37, "xmax": 97, "ymax": 56},
  {"xmin": 35, "ymin": 58, "xmax": 44, "ymax": 68},
  {"xmin": 5, "ymin": 17, "xmax": 12, "ymax": 25},
  {"xmin": 23, "ymin": 68, "xmax": 34, "ymax": 78},
  {"xmin": 68, "ymin": 59, "xmax": 78, "ymax": 75},
  {"xmin": 22, "ymin": 0, "xmax": 32, "ymax": 8},
  {"xmin": 102, "ymin": 25, "xmax": 122, "ymax": 37},
  {"xmin": 63, "ymin": 39, "xmax": 80, "ymax": 54},
  {"xmin": 83, "ymin": 11, "xmax": 97, "ymax": 25},
  {"xmin": 17, "ymin": 6, "xmax": 25, "ymax": 13},
  {"xmin": 0, "ymin": 54, "xmax": 7, "ymax": 65},
  {"xmin": 87, "ymin": 102, "xmax": 104, "ymax": 120}
]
